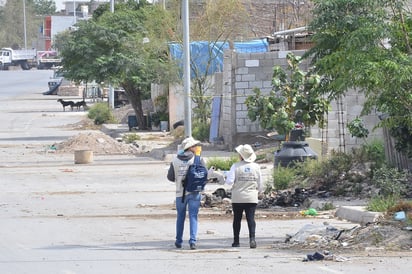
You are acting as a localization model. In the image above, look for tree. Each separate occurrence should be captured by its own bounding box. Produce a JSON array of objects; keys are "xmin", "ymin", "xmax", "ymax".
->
[
  {"xmin": 0, "ymin": 0, "xmax": 40, "ymax": 48},
  {"xmin": 33, "ymin": 0, "xmax": 57, "ymax": 15},
  {"xmin": 245, "ymin": 52, "xmax": 330, "ymax": 140},
  {"xmin": 57, "ymin": 0, "xmax": 178, "ymax": 129},
  {"xmin": 180, "ymin": 0, "xmax": 251, "ymax": 137},
  {"xmin": 306, "ymin": 0, "xmax": 412, "ymax": 158}
]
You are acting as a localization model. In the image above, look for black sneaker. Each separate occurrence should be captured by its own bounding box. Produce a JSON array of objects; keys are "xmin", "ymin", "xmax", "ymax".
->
[
  {"xmin": 175, "ymin": 242, "xmax": 182, "ymax": 249},
  {"xmin": 231, "ymin": 242, "xmax": 240, "ymax": 247},
  {"xmin": 190, "ymin": 243, "xmax": 196, "ymax": 250},
  {"xmin": 250, "ymin": 239, "xmax": 256, "ymax": 249}
]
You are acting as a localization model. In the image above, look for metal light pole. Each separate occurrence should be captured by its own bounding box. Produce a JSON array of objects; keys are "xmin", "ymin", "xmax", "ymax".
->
[
  {"xmin": 182, "ymin": 0, "xmax": 192, "ymax": 137},
  {"xmin": 73, "ymin": 0, "xmax": 76, "ymax": 24},
  {"xmin": 108, "ymin": 0, "xmax": 115, "ymax": 109},
  {"xmin": 23, "ymin": 0, "xmax": 27, "ymax": 49}
]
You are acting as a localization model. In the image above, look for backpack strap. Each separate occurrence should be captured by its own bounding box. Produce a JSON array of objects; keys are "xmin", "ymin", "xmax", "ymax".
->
[
  {"xmin": 193, "ymin": 154, "xmax": 201, "ymax": 165},
  {"xmin": 181, "ymin": 184, "xmax": 186, "ymax": 203},
  {"xmin": 181, "ymin": 161, "xmax": 190, "ymax": 203}
]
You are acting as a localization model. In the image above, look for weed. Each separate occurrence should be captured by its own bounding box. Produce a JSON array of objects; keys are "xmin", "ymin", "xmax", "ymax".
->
[
  {"xmin": 192, "ymin": 120, "xmax": 210, "ymax": 141},
  {"xmin": 367, "ymin": 195, "xmax": 399, "ymax": 212},
  {"xmin": 123, "ymin": 133, "xmax": 141, "ymax": 144},
  {"xmin": 294, "ymin": 158, "xmax": 324, "ymax": 178},
  {"xmin": 372, "ymin": 166, "xmax": 408, "ymax": 197},
  {"xmin": 321, "ymin": 202, "xmax": 335, "ymax": 211},
  {"xmin": 206, "ymin": 155, "xmax": 238, "ymax": 170},
  {"xmin": 352, "ymin": 139, "xmax": 385, "ymax": 169},
  {"xmin": 271, "ymin": 165, "xmax": 296, "ymax": 191}
]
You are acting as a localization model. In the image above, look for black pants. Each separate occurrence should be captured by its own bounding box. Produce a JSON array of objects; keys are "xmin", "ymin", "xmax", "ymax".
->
[{"xmin": 232, "ymin": 203, "xmax": 257, "ymax": 242}]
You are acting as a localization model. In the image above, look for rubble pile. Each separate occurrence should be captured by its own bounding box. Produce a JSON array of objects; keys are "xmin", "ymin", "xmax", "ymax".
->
[
  {"xmin": 276, "ymin": 222, "xmax": 412, "ymax": 252},
  {"xmin": 258, "ymin": 188, "xmax": 312, "ymax": 208},
  {"xmin": 56, "ymin": 131, "xmax": 139, "ymax": 154}
]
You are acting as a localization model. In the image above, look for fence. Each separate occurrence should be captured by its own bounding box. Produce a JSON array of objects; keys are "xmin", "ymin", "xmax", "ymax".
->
[{"xmin": 383, "ymin": 127, "xmax": 412, "ymax": 171}]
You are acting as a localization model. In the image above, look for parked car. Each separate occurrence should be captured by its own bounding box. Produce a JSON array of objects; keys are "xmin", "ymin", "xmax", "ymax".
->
[{"xmin": 43, "ymin": 69, "xmax": 64, "ymax": 95}]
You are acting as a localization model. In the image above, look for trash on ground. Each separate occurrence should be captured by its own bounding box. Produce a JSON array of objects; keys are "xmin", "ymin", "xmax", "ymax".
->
[
  {"xmin": 303, "ymin": 251, "xmax": 350, "ymax": 262},
  {"xmin": 394, "ymin": 211, "xmax": 406, "ymax": 221},
  {"xmin": 300, "ymin": 208, "xmax": 318, "ymax": 216}
]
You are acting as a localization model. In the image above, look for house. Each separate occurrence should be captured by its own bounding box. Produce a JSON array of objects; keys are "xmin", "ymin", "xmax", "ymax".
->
[{"xmin": 39, "ymin": 1, "xmax": 106, "ymax": 51}]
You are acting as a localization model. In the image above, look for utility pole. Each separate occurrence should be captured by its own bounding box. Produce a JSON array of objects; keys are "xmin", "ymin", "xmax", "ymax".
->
[
  {"xmin": 73, "ymin": 0, "xmax": 76, "ymax": 24},
  {"xmin": 23, "ymin": 0, "xmax": 27, "ymax": 49},
  {"xmin": 108, "ymin": 0, "xmax": 115, "ymax": 109},
  {"xmin": 182, "ymin": 0, "xmax": 192, "ymax": 137}
]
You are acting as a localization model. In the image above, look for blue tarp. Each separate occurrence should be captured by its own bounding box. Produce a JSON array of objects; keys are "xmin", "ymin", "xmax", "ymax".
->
[{"xmin": 168, "ymin": 39, "xmax": 268, "ymax": 78}]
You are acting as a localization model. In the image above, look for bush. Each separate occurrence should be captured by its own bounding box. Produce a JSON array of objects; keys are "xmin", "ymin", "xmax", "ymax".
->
[
  {"xmin": 271, "ymin": 165, "xmax": 297, "ymax": 191},
  {"xmin": 364, "ymin": 139, "xmax": 385, "ymax": 167},
  {"xmin": 192, "ymin": 120, "xmax": 210, "ymax": 141},
  {"xmin": 87, "ymin": 102, "xmax": 115, "ymax": 125},
  {"xmin": 372, "ymin": 165, "xmax": 408, "ymax": 197},
  {"xmin": 206, "ymin": 155, "xmax": 238, "ymax": 170},
  {"xmin": 309, "ymin": 151, "xmax": 352, "ymax": 190},
  {"xmin": 294, "ymin": 158, "xmax": 324, "ymax": 179},
  {"xmin": 151, "ymin": 111, "xmax": 169, "ymax": 127},
  {"xmin": 122, "ymin": 133, "xmax": 141, "ymax": 144},
  {"xmin": 367, "ymin": 195, "xmax": 399, "ymax": 212},
  {"xmin": 352, "ymin": 139, "xmax": 386, "ymax": 169}
]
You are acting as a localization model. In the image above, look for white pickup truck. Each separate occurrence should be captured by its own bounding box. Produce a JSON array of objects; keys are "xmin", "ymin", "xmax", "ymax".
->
[{"xmin": 0, "ymin": 48, "xmax": 36, "ymax": 70}]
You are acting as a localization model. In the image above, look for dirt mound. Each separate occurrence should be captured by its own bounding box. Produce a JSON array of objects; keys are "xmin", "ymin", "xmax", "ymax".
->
[{"xmin": 56, "ymin": 131, "xmax": 139, "ymax": 155}]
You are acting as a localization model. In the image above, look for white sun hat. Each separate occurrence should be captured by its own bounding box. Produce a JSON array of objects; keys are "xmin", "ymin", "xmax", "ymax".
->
[
  {"xmin": 181, "ymin": 137, "xmax": 201, "ymax": 151},
  {"xmin": 235, "ymin": 144, "xmax": 257, "ymax": 163}
]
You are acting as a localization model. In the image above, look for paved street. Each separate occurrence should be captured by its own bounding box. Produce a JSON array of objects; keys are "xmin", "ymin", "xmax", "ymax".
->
[{"xmin": 0, "ymin": 70, "xmax": 411, "ymax": 274}]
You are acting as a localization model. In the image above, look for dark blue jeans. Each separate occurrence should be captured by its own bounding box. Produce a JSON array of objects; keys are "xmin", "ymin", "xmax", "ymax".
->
[{"xmin": 232, "ymin": 203, "xmax": 257, "ymax": 242}]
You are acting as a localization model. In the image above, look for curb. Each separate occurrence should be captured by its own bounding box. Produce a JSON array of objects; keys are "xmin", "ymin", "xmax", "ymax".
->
[{"xmin": 335, "ymin": 206, "xmax": 383, "ymax": 225}]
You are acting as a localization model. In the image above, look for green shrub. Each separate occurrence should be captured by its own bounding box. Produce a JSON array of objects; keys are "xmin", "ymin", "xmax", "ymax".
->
[
  {"xmin": 364, "ymin": 139, "xmax": 385, "ymax": 166},
  {"xmin": 320, "ymin": 202, "xmax": 335, "ymax": 211},
  {"xmin": 306, "ymin": 151, "xmax": 352, "ymax": 190},
  {"xmin": 352, "ymin": 139, "xmax": 385, "ymax": 169},
  {"xmin": 192, "ymin": 121, "xmax": 210, "ymax": 141},
  {"xmin": 271, "ymin": 165, "xmax": 297, "ymax": 191},
  {"xmin": 151, "ymin": 111, "xmax": 169, "ymax": 127},
  {"xmin": 372, "ymin": 166, "xmax": 408, "ymax": 197},
  {"xmin": 87, "ymin": 102, "xmax": 115, "ymax": 125},
  {"xmin": 123, "ymin": 133, "xmax": 141, "ymax": 144},
  {"xmin": 367, "ymin": 195, "xmax": 399, "ymax": 212},
  {"xmin": 294, "ymin": 158, "xmax": 324, "ymax": 179},
  {"xmin": 347, "ymin": 117, "xmax": 369, "ymax": 139},
  {"xmin": 206, "ymin": 155, "xmax": 238, "ymax": 170}
]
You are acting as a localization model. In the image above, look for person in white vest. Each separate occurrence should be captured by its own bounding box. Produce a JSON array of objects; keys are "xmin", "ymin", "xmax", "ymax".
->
[
  {"xmin": 167, "ymin": 137, "xmax": 206, "ymax": 250},
  {"xmin": 225, "ymin": 144, "xmax": 263, "ymax": 248}
]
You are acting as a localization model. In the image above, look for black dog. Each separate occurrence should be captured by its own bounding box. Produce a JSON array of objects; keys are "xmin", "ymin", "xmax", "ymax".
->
[
  {"xmin": 57, "ymin": 99, "xmax": 74, "ymax": 111},
  {"xmin": 73, "ymin": 100, "xmax": 87, "ymax": 111}
]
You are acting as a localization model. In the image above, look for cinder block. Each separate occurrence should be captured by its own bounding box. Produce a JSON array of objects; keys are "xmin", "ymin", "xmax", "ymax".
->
[{"xmin": 335, "ymin": 206, "xmax": 383, "ymax": 225}]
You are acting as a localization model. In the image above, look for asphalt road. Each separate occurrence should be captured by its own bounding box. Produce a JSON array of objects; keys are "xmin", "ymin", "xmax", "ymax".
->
[{"xmin": 0, "ymin": 70, "xmax": 411, "ymax": 274}]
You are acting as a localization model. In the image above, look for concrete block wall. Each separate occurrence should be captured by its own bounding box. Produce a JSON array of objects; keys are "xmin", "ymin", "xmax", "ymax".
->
[
  {"xmin": 57, "ymin": 86, "xmax": 82, "ymax": 97},
  {"xmin": 220, "ymin": 49, "xmax": 383, "ymax": 153}
]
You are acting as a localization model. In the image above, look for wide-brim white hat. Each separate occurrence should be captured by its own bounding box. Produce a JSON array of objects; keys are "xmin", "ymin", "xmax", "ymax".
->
[
  {"xmin": 182, "ymin": 137, "xmax": 201, "ymax": 151},
  {"xmin": 235, "ymin": 144, "xmax": 256, "ymax": 163}
]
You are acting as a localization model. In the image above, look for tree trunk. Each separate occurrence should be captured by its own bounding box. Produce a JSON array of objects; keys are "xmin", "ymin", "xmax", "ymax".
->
[{"xmin": 122, "ymin": 83, "xmax": 147, "ymax": 130}]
